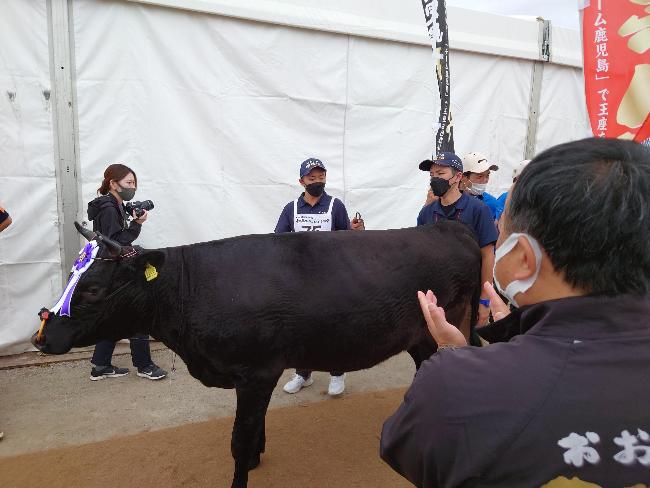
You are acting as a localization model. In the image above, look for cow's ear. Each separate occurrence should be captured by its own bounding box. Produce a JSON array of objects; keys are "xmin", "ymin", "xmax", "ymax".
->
[{"xmin": 135, "ymin": 250, "xmax": 165, "ymax": 281}]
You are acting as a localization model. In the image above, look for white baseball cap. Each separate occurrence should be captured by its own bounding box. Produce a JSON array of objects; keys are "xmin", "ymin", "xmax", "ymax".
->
[
  {"xmin": 462, "ymin": 152, "xmax": 499, "ymax": 174},
  {"xmin": 513, "ymin": 159, "xmax": 531, "ymax": 180}
]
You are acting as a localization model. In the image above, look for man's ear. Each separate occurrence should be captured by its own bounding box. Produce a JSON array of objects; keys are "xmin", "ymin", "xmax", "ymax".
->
[{"xmin": 512, "ymin": 236, "xmax": 536, "ymax": 281}]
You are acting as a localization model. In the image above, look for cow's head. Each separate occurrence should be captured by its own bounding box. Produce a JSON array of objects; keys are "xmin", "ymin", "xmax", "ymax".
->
[{"xmin": 31, "ymin": 222, "xmax": 165, "ymax": 354}]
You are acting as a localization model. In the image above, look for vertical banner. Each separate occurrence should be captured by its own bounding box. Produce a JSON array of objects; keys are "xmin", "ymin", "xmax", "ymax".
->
[
  {"xmin": 421, "ymin": 0, "xmax": 455, "ymax": 153},
  {"xmin": 582, "ymin": 0, "xmax": 650, "ymax": 144}
]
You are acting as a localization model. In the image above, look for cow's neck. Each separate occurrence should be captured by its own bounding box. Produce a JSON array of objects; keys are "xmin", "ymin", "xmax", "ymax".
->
[{"xmin": 142, "ymin": 246, "xmax": 192, "ymax": 359}]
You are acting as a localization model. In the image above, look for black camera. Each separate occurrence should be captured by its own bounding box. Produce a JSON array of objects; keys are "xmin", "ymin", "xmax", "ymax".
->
[{"xmin": 125, "ymin": 200, "xmax": 154, "ymax": 218}]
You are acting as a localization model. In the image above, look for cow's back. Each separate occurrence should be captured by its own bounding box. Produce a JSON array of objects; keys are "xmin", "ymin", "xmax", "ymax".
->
[{"xmin": 164, "ymin": 221, "xmax": 480, "ymax": 373}]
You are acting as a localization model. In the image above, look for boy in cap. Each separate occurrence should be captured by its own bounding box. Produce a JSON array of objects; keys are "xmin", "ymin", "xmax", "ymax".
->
[
  {"xmin": 462, "ymin": 152, "xmax": 502, "ymax": 220},
  {"xmin": 417, "ymin": 152, "xmax": 497, "ymax": 327},
  {"xmin": 275, "ymin": 157, "xmax": 364, "ymax": 396}
]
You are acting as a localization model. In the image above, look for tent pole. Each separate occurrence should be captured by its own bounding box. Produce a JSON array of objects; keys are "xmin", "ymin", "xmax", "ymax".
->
[
  {"xmin": 47, "ymin": 0, "xmax": 82, "ymax": 283},
  {"xmin": 524, "ymin": 18, "xmax": 551, "ymax": 160}
]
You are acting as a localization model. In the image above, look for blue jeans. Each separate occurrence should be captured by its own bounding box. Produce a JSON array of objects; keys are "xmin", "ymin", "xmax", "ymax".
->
[{"xmin": 91, "ymin": 334, "xmax": 152, "ymax": 369}]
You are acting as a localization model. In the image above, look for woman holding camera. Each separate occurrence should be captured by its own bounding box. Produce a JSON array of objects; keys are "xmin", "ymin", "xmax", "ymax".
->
[{"xmin": 86, "ymin": 163, "xmax": 167, "ymax": 381}]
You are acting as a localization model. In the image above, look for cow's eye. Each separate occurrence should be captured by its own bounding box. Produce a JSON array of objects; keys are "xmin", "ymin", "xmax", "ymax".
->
[{"xmin": 80, "ymin": 285, "xmax": 104, "ymax": 303}]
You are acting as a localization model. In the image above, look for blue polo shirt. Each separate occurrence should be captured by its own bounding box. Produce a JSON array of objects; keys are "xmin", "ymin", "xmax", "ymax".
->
[
  {"xmin": 474, "ymin": 192, "xmax": 503, "ymax": 220},
  {"xmin": 275, "ymin": 192, "xmax": 350, "ymax": 233},
  {"xmin": 417, "ymin": 192, "xmax": 498, "ymax": 248},
  {"xmin": 496, "ymin": 192, "xmax": 508, "ymax": 220}
]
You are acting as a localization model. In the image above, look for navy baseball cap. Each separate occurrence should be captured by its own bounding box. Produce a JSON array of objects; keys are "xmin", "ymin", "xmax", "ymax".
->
[
  {"xmin": 300, "ymin": 158, "xmax": 327, "ymax": 178},
  {"xmin": 419, "ymin": 152, "xmax": 464, "ymax": 172}
]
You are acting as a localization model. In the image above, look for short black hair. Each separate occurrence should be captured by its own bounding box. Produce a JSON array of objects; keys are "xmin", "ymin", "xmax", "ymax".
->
[{"xmin": 505, "ymin": 137, "xmax": 650, "ymax": 296}]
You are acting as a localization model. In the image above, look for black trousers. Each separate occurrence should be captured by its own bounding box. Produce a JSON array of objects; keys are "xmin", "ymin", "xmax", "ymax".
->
[{"xmin": 91, "ymin": 334, "xmax": 152, "ymax": 369}]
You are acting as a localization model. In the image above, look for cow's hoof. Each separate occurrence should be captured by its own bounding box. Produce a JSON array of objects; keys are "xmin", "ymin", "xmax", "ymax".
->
[{"xmin": 248, "ymin": 453, "xmax": 261, "ymax": 470}]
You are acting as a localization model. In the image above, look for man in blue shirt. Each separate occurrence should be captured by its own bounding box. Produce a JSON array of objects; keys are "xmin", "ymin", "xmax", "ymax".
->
[
  {"xmin": 461, "ymin": 151, "xmax": 503, "ymax": 220},
  {"xmin": 418, "ymin": 152, "xmax": 497, "ymax": 326},
  {"xmin": 497, "ymin": 159, "xmax": 530, "ymax": 218},
  {"xmin": 276, "ymin": 157, "xmax": 364, "ymax": 396}
]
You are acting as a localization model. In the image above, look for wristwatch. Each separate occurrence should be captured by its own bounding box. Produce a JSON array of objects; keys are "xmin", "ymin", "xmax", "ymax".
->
[{"xmin": 479, "ymin": 298, "xmax": 490, "ymax": 308}]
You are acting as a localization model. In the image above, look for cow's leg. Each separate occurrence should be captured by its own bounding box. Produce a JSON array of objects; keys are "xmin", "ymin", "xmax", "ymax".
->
[
  {"xmin": 230, "ymin": 372, "xmax": 280, "ymax": 488},
  {"xmin": 407, "ymin": 345, "xmax": 425, "ymax": 370},
  {"xmin": 408, "ymin": 341, "xmax": 437, "ymax": 371},
  {"xmin": 408, "ymin": 296, "xmax": 474, "ymax": 371}
]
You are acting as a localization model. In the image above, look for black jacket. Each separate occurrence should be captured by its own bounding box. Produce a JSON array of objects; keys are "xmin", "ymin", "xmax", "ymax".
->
[
  {"xmin": 87, "ymin": 194, "xmax": 141, "ymax": 246},
  {"xmin": 381, "ymin": 294, "xmax": 650, "ymax": 487}
]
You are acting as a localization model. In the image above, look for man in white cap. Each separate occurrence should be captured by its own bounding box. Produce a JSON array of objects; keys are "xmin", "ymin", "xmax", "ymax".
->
[{"xmin": 462, "ymin": 152, "xmax": 502, "ymax": 220}]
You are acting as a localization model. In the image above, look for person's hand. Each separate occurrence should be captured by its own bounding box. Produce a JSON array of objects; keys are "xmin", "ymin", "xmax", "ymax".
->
[
  {"xmin": 425, "ymin": 188, "xmax": 438, "ymax": 206},
  {"xmin": 417, "ymin": 290, "xmax": 468, "ymax": 348},
  {"xmin": 477, "ymin": 303, "xmax": 490, "ymax": 327},
  {"xmin": 351, "ymin": 218, "xmax": 364, "ymax": 230},
  {"xmin": 483, "ymin": 281, "xmax": 511, "ymax": 321},
  {"xmin": 351, "ymin": 212, "xmax": 365, "ymax": 231},
  {"xmin": 134, "ymin": 209, "xmax": 148, "ymax": 224}
]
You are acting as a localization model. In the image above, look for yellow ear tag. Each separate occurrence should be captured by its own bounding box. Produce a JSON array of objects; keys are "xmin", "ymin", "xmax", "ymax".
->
[{"xmin": 144, "ymin": 263, "xmax": 158, "ymax": 282}]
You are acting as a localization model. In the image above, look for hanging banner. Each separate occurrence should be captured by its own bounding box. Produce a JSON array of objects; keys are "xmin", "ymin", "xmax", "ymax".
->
[
  {"xmin": 582, "ymin": 0, "xmax": 650, "ymax": 144},
  {"xmin": 421, "ymin": 0, "xmax": 455, "ymax": 153}
]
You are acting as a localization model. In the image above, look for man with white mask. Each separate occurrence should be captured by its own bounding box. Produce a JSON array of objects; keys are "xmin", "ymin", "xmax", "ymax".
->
[
  {"xmin": 275, "ymin": 157, "xmax": 364, "ymax": 396},
  {"xmin": 461, "ymin": 151, "xmax": 502, "ymax": 220},
  {"xmin": 381, "ymin": 137, "xmax": 650, "ymax": 487}
]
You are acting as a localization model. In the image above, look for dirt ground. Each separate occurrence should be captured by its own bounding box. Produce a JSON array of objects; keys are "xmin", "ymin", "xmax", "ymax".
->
[{"xmin": 0, "ymin": 348, "xmax": 416, "ymax": 487}]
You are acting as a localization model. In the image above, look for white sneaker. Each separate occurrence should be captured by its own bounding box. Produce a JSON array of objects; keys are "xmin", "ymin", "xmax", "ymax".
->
[
  {"xmin": 283, "ymin": 373, "xmax": 314, "ymax": 394},
  {"xmin": 328, "ymin": 374, "xmax": 346, "ymax": 396}
]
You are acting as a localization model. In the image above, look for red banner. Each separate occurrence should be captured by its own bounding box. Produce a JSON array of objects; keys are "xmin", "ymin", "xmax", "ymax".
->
[{"xmin": 582, "ymin": 0, "xmax": 650, "ymax": 143}]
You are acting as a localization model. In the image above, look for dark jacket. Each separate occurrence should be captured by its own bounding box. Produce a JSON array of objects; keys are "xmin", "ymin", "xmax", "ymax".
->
[
  {"xmin": 87, "ymin": 194, "xmax": 141, "ymax": 246},
  {"xmin": 381, "ymin": 294, "xmax": 650, "ymax": 487}
]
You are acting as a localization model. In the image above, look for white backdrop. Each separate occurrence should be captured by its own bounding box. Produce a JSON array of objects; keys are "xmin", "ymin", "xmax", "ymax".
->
[
  {"xmin": 0, "ymin": 0, "xmax": 590, "ymax": 354},
  {"xmin": 0, "ymin": 0, "xmax": 63, "ymax": 355}
]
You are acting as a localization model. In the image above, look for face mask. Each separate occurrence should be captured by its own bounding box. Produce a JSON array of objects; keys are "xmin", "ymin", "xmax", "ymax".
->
[
  {"xmin": 468, "ymin": 182, "xmax": 487, "ymax": 196},
  {"xmin": 493, "ymin": 232, "xmax": 543, "ymax": 307},
  {"xmin": 430, "ymin": 176, "xmax": 455, "ymax": 197},
  {"xmin": 305, "ymin": 182, "xmax": 325, "ymax": 197},
  {"xmin": 117, "ymin": 186, "xmax": 136, "ymax": 202}
]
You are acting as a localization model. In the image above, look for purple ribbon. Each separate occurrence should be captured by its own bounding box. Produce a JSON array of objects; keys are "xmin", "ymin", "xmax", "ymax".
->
[{"xmin": 51, "ymin": 241, "xmax": 99, "ymax": 317}]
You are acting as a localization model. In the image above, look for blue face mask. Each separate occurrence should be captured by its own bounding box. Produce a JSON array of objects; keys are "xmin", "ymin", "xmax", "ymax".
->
[{"xmin": 493, "ymin": 233, "xmax": 543, "ymax": 307}]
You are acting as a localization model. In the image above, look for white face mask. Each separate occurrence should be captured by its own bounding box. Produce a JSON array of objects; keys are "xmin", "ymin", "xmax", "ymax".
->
[
  {"xmin": 493, "ymin": 233, "xmax": 543, "ymax": 307},
  {"xmin": 468, "ymin": 182, "xmax": 487, "ymax": 195}
]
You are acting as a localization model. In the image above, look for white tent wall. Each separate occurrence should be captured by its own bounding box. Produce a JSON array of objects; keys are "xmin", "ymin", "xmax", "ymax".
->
[
  {"xmin": 0, "ymin": 1, "xmax": 63, "ymax": 355},
  {"xmin": 0, "ymin": 0, "xmax": 590, "ymax": 355}
]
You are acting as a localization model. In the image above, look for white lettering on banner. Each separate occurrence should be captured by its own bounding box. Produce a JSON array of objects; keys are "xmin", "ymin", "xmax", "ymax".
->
[
  {"xmin": 597, "ymin": 58, "xmax": 610, "ymax": 72},
  {"xmin": 558, "ymin": 432, "xmax": 602, "ymax": 467},
  {"xmin": 591, "ymin": 1, "xmax": 610, "ymax": 137},
  {"xmin": 613, "ymin": 429, "xmax": 650, "ymax": 466},
  {"xmin": 595, "ymin": 26, "xmax": 609, "ymax": 42},
  {"xmin": 598, "ymin": 117, "xmax": 608, "ymax": 131},
  {"xmin": 598, "ymin": 103, "xmax": 609, "ymax": 116}
]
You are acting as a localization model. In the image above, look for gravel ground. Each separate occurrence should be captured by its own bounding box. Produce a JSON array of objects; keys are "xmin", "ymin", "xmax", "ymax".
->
[{"xmin": 0, "ymin": 348, "xmax": 415, "ymax": 458}]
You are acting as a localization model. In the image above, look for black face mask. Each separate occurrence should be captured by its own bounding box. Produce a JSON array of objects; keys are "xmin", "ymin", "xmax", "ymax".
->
[
  {"xmin": 430, "ymin": 177, "xmax": 454, "ymax": 197},
  {"xmin": 305, "ymin": 182, "xmax": 325, "ymax": 197}
]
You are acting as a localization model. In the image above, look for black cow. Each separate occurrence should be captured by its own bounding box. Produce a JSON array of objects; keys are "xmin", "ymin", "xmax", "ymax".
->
[{"xmin": 33, "ymin": 220, "xmax": 480, "ymax": 488}]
